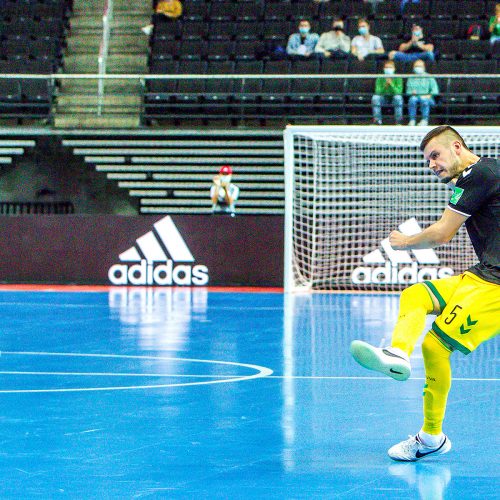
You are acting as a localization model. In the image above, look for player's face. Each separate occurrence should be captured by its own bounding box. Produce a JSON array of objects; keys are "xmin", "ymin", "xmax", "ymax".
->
[{"xmin": 423, "ymin": 138, "xmax": 462, "ymax": 184}]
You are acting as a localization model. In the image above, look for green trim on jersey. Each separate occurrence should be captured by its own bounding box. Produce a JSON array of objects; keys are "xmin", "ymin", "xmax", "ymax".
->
[
  {"xmin": 431, "ymin": 323, "xmax": 471, "ymax": 355},
  {"xmin": 423, "ymin": 280, "xmax": 447, "ymax": 312}
]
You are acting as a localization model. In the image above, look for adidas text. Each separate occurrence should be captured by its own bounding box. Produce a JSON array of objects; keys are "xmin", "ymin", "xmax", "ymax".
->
[
  {"xmin": 109, "ymin": 259, "xmax": 209, "ymax": 286},
  {"xmin": 351, "ymin": 262, "xmax": 454, "ymax": 285}
]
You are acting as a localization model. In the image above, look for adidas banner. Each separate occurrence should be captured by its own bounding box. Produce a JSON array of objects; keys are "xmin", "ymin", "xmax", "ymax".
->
[{"xmin": 0, "ymin": 215, "xmax": 283, "ymax": 286}]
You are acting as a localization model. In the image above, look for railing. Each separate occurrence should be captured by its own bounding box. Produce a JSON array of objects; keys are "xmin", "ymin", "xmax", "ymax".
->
[
  {"xmin": 97, "ymin": 0, "xmax": 113, "ymax": 116},
  {"xmin": 0, "ymin": 73, "xmax": 498, "ymax": 123}
]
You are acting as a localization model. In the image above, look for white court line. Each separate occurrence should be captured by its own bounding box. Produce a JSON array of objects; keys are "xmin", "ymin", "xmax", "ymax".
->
[{"xmin": 0, "ymin": 351, "xmax": 273, "ymax": 394}]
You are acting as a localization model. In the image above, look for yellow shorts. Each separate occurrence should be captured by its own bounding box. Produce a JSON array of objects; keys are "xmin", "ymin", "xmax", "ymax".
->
[{"xmin": 423, "ymin": 272, "xmax": 500, "ymax": 354}]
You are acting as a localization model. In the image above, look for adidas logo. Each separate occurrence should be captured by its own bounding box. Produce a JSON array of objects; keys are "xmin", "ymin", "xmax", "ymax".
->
[
  {"xmin": 351, "ymin": 218, "xmax": 454, "ymax": 285},
  {"xmin": 108, "ymin": 216, "xmax": 209, "ymax": 286}
]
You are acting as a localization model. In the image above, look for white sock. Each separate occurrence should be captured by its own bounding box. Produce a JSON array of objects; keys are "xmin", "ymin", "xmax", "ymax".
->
[{"xmin": 418, "ymin": 429, "xmax": 444, "ymax": 448}]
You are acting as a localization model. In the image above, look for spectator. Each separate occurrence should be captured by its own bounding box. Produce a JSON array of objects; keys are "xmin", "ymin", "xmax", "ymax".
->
[
  {"xmin": 389, "ymin": 24, "xmax": 435, "ymax": 63},
  {"xmin": 141, "ymin": 0, "xmax": 183, "ymax": 36},
  {"xmin": 286, "ymin": 19, "xmax": 320, "ymax": 58},
  {"xmin": 371, "ymin": 60, "xmax": 404, "ymax": 125},
  {"xmin": 406, "ymin": 59, "xmax": 439, "ymax": 127},
  {"xmin": 351, "ymin": 19, "xmax": 385, "ymax": 61},
  {"xmin": 315, "ymin": 17, "xmax": 351, "ymax": 59},
  {"xmin": 211, "ymin": 165, "xmax": 239, "ymax": 216},
  {"xmin": 488, "ymin": 3, "xmax": 500, "ymax": 46}
]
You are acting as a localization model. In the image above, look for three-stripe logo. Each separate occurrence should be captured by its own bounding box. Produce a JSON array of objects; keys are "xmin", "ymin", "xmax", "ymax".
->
[
  {"xmin": 351, "ymin": 218, "xmax": 454, "ymax": 285},
  {"xmin": 108, "ymin": 216, "xmax": 209, "ymax": 286}
]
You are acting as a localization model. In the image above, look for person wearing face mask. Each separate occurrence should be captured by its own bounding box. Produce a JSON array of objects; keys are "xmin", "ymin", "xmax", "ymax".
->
[
  {"xmin": 286, "ymin": 19, "xmax": 320, "ymax": 59},
  {"xmin": 406, "ymin": 59, "xmax": 439, "ymax": 126},
  {"xmin": 211, "ymin": 165, "xmax": 239, "ymax": 216},
  {"xmin": 351, "ymin": 18, "xmax": 385, "ymax": 61},
  {"xmin": 371, "ymin": 61, "xmax": 404, "ymax": 125},
  {"xmin": 389, "ymin": 25, "xmax": 435, "ymax": 63},
  {"xmin": 315, "ymin": 17, "xmax": 351, "ymax": 59}
]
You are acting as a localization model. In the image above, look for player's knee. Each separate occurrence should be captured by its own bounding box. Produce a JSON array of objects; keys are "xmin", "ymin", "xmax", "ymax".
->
[{"xmin": 422, "ymin": 332, "xmax": 449, "ymax": 362}]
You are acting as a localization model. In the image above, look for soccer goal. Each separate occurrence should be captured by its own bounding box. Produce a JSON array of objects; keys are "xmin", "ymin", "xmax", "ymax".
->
[{"xmin": 284, "ymin": 125, "xmax": 500, "ymax": 293}]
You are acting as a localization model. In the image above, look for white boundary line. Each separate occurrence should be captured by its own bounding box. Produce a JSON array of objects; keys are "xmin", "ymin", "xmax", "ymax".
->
[{"xmin": 0, "ymin": 351, "xmax": 273, "ymax": 394}]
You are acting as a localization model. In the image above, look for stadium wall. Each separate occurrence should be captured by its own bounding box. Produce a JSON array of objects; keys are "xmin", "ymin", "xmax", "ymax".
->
[{"xmin": 0, "ymin": 215, "xmax": 284, "ymax": 286}]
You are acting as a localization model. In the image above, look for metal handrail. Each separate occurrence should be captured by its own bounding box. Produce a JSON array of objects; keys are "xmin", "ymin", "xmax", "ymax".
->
[
  {"xmin": 0, "ymin": 73, "xmax": 498, "ymax": 80},
  {"xmin": 97, "ymin": 0, "xmax": 113, "ymax": 115}
]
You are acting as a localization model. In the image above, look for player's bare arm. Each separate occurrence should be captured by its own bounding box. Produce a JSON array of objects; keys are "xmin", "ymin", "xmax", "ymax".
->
[{"xmin": 390, "ymin": 208, "xmax": 468, "ymax": 250}]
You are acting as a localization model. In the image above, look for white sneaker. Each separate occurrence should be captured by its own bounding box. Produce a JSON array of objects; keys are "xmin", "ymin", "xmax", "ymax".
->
[
  {"xmin": 408, "ymin": 119, "xmax": 416, "ymax": 126},
  {"xmin": 350, "ymin": 340, "xmax": 411, "ymax": 381},
  {"xmin": 388, "ymin": 434, "xmax": 452, "ymax": 462},
  {"xmin": 418, "ymin": 119, "xmax": 428, "ymax": 126}
]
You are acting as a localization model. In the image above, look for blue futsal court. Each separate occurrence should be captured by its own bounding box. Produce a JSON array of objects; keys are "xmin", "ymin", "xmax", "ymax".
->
[{"xmin": 0, "ymin": 289, "xmax": 498, "ymax": 498}]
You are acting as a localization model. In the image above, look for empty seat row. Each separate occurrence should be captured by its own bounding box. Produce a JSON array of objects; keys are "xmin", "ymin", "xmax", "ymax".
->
[
  {"xmin": 178, "ymin": 0, "xmax": 494, "ymax": 22},
  {"xmin": 149, "ymin": 58, "xmax": 498, "ymax": 77}
]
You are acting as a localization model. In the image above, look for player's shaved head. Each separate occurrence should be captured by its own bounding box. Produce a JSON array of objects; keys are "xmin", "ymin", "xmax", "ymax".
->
[{"xmin": 420, "ymin": 125, "xmax": 470, "ymax": 152}]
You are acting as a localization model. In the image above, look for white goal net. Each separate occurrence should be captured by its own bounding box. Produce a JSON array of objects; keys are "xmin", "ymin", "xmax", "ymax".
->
[{"xmin": 284, "ymin": 126, "xmax": 500, "ymax": 292}]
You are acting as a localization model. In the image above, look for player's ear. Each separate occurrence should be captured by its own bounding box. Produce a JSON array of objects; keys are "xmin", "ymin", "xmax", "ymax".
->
[{"xmin": 452, "ymin": 140, "xmax": 462, "ymax": 155}]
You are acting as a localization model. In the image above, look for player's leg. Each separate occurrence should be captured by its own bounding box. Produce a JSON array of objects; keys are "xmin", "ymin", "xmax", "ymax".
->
[
  {"xmin": 388, "ymin": 273, "xmax": 499, "ymax": 461},
  {"xmin": 350, "ymin": 282, "xmax": 436, "ymax": 380},
  {"xmin": 387, "ymin": 331, "xmax": 453, "ymax": 461},
  {"xmin": 350, "ymin": 276, "xmax": 461, "ymax": 381}
]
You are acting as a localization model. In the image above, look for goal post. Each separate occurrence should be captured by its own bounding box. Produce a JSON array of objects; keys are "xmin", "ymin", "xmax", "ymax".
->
[{"xmin": 284, "ymin": 125, "xmax": 500, "ymax": 293}]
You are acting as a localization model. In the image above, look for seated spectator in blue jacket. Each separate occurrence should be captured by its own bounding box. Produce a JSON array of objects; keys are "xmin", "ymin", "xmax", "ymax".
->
[
  {"xmin": 389, "ymin": 24, "xmax": 435, "ymax": 63},
  {"xmin": 286, "ymin": 20, "xmax": 319, "ymax": 58}
]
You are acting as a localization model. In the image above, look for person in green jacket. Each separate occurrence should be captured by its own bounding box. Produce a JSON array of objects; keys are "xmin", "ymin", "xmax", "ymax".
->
[
  {"xmin": 489, "ymin": 3, "xmax": 500, "ymax": 45},
  {"xmin": 371, "ymin": 60, "xmax": 404, "ymax": 125},
  {"xmin": 406, "ymin": 59, "xmax": 439, "ymax": 126}
]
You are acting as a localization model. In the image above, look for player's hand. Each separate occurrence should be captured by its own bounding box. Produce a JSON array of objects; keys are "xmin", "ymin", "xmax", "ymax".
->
[
  {"xmin": 389, "ymin": 230, "xmax": 409, "ymax": 250},
  {"xmin": 213, "ymin": 175, "xmax": 221, "ymax": 186}
]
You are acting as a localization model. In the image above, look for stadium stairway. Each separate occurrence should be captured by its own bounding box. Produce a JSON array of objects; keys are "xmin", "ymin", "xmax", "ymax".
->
[
  {"xmin": 63, "ymin": 130, "xmax": 285, "ymax": 215},
  {"xmin": 0, "ymin": 140, "xmax": 36, "ymax": 169},
  {"xmin": 54, "ymin": 0, "xmax": 150, "ymax": 128}
]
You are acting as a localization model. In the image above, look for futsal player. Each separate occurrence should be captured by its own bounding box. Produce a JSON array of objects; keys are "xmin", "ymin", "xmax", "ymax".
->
[{"xmin": 350, "ymin": 125, "xmax": 499, "ymax": 461}]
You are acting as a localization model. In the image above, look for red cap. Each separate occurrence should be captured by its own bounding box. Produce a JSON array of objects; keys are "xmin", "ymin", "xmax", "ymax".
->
[{"xmin": 219, "ymin": 165, "xmax": 233, "ymax": 175}]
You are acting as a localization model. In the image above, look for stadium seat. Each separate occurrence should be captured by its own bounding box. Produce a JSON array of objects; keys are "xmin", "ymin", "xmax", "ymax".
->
[
  {"xmin": 233, "ymin": 22, "xmax": 261, "ymax": 41},
  {"xmin": 460, "ymin": 40, "xmax": 491, "ymax": 60},
  {"xmin": 176, "ymin": 60, "xmax": 207, "ymax": 102},
  {"xmin": 341, "ymin": 1, "xmax": 373, "ymax": 19},
  {"xmin": 234, "ymin": 40, "xmax": 258, "ymax": 61},
  {"xmin": 348, "ymin": 59, "xmax": 377, "ymax": 74},
  {"xmin": 464, "ymin": 60, "xmax": 497, "ymax": 74},
  {"xmin": 207, "ymin": 41, "xmax": 235, "ymax": 61},
  {"xmin": 209, "ymin": 2, "xmax": 237, "ymax": 22},
  {"xmin": 375, "ymin": 19, "xmax": 404, "ymax": 40},
  {"xmin": 205, "ymin": 61, "xmax": 235, "ymax": 104},
  {"xmin": 402, "ymin": 0, "xmax": 429, "ymax": 18},
  {"xmin": 182, "ymin": 1, "xmax": 208, "ymax": 21},
  {"xmin": 181, "ymin": 21, "xmax": 208, "ymax": 40},
  {"xmin": 261, "ymin": 60, "xmax": 291, "ymax": 104},
  {"xmin": 178, "ymin": 40, "xmax": 205, "ymax": 61},
  {"xmin": 0, "ymin": 80, "xmax": 22, "ymax": 113},
  {"xmin": 438, "ymin": 40, "xmax": 461, "ymax": 60},
  {"xmin": 207, "ymin": 21, "xmax": 234, "ymax": 41},
  {"xmin": 236, "ymin": 3, "xmax": 261, "ymax": 22},
  {"xmin": 263, "ymin": 21, "xmax": 292, "ymax": 41},
  {"xmin": 234, "ymin": 60, "xmax": 263, "ymax": 103}
]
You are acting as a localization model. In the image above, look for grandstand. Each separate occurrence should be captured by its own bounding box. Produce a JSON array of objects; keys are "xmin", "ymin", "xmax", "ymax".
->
[{"xmin": 0, "ymin": 0, "xmax": 498, "ymax": 215}]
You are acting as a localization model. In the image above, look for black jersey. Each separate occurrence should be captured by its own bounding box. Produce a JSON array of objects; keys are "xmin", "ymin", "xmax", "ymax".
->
[{"xmin": 447, "ymin": 157, "xmax": 500, "ymax": 284}]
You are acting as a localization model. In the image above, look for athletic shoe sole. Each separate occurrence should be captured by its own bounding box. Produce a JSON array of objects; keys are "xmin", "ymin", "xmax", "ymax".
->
[{"xmin": 350, "ymin": 340, "xmax": 410, "ymax": 381}]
